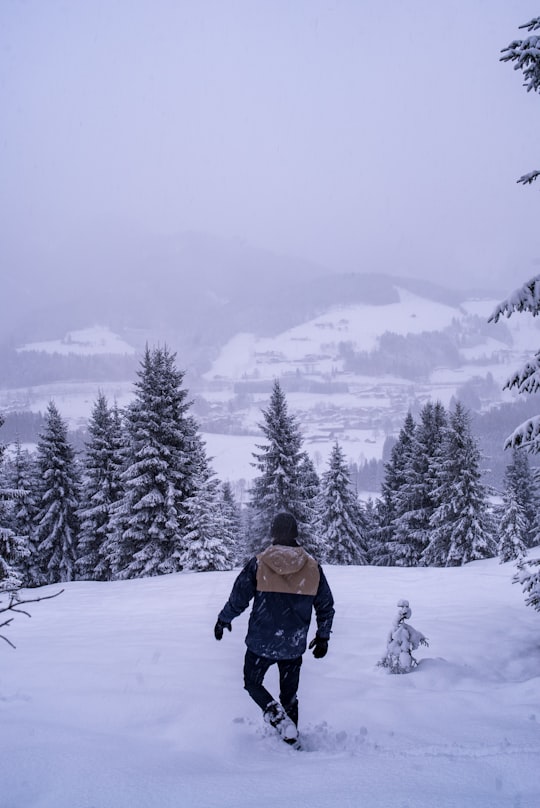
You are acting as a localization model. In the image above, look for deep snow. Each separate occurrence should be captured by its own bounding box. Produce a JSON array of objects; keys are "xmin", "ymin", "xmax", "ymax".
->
[{"xmin": 2, "ymin": 553, "xmax": 540, "ymax": 808}]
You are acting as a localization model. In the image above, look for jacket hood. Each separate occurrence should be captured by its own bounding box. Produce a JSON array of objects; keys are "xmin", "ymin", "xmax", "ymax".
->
[{"xmin": 258, "ymin": 545, "xmax": 308, "ymax": 576}]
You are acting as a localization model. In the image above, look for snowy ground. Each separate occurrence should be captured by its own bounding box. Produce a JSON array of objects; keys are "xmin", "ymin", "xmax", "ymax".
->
[{"xmin": 2, "ymin": 553, "xmax": 540, "ymax": 808}]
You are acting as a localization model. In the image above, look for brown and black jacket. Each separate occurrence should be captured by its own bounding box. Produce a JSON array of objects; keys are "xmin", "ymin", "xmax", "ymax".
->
[{"xmin": 218, "ymin": 544, "xmax": 335, "ymax": 660}]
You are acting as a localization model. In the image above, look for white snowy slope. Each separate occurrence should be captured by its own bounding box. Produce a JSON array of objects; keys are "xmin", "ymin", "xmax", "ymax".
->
[
  {"xmin": 18, "ymin": 326, "xmax": 136, "ymax": 356},
  {"xmin": 2, "ymin": 554, "xmax": 540, "ymax": 808}
]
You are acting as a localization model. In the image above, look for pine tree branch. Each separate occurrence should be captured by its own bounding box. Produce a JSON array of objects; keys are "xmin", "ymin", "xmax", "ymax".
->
[
  {"xmin": 503, "ymin": 353, "xmax": 540, "ymax": 394},
  {"xmin": 488, "ymin": 275, "xmax": 540, "ymax": 322},
  {"xmin": 517, "ymin": 170, "xmax": 540, "ymax": 185},
  {"xmin": 519, "ymin": 18, "xmax": 540, "ymax": 33},
  {"xmin": 503, "ymin": 417, "xmax": 540, "ymax": 452}
]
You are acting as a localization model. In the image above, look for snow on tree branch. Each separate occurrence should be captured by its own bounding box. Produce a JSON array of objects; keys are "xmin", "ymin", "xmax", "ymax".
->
[
  {"xmin": 501, "ymin": 21, "xmax": 540, "ymax": 93},
  {"xmin": 0, "ymin": 588, "xmax": 63, "ymax": 649},
  {"xmin": 514, "ymin": 558, "xmax": 540, "ymax": 612},
  {"xmin": 519, "ymin": 17, "xmax": 540, "ymax": 33},
  {"xmin": 503, "ymin": 352, "xmax": 540, "ymax": 394},
  {"xmin": 488, "ymin": 275, "xmax": 540, "ymax": 322},
  {"xmin": 517, "ymin": 170, "xmax": 540, "ymax": 185},
  {"xmin": 503, "ymin": 416, "xmax": 540, "ymax": 453}
]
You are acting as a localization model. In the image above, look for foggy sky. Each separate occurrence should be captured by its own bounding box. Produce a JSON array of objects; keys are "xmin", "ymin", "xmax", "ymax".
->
[{"xmin": 2, "ymin": 0, "xmax": 540, "ymax": 291}]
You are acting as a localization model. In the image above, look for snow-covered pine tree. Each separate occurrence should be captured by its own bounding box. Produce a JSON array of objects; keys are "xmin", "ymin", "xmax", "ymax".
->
[
  {"xmin": 489, "ymin": 20, "xmax": 540, "ymax": 447},
  {"xmin": 391, "ymin": 403, "xmax": 447, "ymax": 566},
  {"xmin": 494, "ymin": 19, "xmax": 540, "ymax": 612},
  {"xmin": 317, "ymin": 441, "xmax": 367, "ymax": 565},
  {"xmin": 489, "ymin": 276, "xmax": 540, "ymax": 453},
  {"xmin": 77, "ymin": 394, "xmax": 125, "ymax": 580},
  {"xmin": 220, "ymin": 481, "xmax": 243, "ymax": 563},
  {"xmin": 249, "ymin": 380, "xmax": 313, "ymax": 553},
  {"xmin": 514, "ymin": 557, "xmax": 540, "ymax": 612},
  {"xmin": 297, "ymin": 451, "xmax": 325, "ymax": 558},
  {"xmin": 497, "ymin": 487, "xmax": 528, "ymax": 563},
  {"xmin": 362, "ymin": 497, "xmax": 380, "ymax": 561},
  {"xmin": 34, "ymin": 401, "xmax": 80, "ymax": 583},
  {"xmin": 503, "ymin": 448, "xmax": 539, "ymax": 548},
  {"xmin": 2, "ymin": 439, "xmax": 40, "ymax": 586},
  {"xmin": 179, "ymin": 463, "xmax": 234, "ymax": 572},
  {"xmin": 0, "ymin": 425, "xmax": 31, "ymax": 590},
  {"xmin": 499, "ymin": 16, "xmax": 540, "ymax": 188},
  {"xmin": 374, "ymin": 412, "xmax": 416, "ymax": 566},
  {"xmin": 424, "ymin": 402, "xmax": 495, "ymax": 566},
  {"xmin": 110, "ymin": 346, "xmax": 199, "ymax": 579}
]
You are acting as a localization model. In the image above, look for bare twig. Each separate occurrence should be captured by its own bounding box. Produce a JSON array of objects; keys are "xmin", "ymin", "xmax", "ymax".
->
[{"xmin": 0, "ymin": 589, "xmax": 64, "ymax": 649}]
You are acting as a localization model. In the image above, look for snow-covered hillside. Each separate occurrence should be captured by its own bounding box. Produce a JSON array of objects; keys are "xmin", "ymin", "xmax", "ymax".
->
[
  {"xmin": 199, "ymin": 290, "xmax": 540, "ymax": 480},
  {"xmin": 205, "ymin": 289, "xmax": 463, "ymax": 378},
  {"xmin": 18, "ymin": 326, "xmax": 136, "ymax": 356},
  {"xmin": 2, "ymin": 554, "xmax": 539, "ymax": 808},
  {"xmin": 4, "ymin": 288, "xmax": 540, "ymax": 484}
]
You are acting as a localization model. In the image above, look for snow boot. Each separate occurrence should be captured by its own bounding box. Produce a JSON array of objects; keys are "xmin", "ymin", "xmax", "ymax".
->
[{"xmin": 263, "ymin": 700, "xmax": 299, "ymax": 746}]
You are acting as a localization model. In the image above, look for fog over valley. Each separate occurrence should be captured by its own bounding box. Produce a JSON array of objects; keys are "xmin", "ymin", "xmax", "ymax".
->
[{"xmin": 2, "ymin": 1, "xmax": 540, "ymax": 498}]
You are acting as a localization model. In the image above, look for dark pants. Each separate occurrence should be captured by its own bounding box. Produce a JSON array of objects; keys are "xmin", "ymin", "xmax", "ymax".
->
[{"xmin": 243, "ymin": 649, "xmax": 302, "ymax": 725}]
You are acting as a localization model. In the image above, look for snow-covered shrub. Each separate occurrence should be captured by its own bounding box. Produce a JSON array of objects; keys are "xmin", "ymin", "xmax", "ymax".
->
[{"xmin": 378, "ymin": 599, "xmax": 428, "ymax": 674}]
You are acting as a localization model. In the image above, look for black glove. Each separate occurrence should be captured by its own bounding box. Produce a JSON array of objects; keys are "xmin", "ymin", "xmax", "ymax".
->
[
  {"xmin": 214, "ymin": 619, "xmax": 232, "ymax": 641},
  {"xmin": 308, "ymin": 635, "xmax": 328, "ymax": 659}
]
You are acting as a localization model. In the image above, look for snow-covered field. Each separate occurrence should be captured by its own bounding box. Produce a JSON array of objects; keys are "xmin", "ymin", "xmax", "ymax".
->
[
  {"xmin": 18, "ymin": 326, "xmax": 136, "ymax": 356},
  {"xmin": 2, "ymin": 553, "xmax": 540, "ymax": 808}
]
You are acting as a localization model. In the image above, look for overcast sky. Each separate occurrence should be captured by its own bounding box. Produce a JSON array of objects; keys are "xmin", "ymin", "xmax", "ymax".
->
[{"xmin": 2, "ymin": 0, "xmax": 540, "ymax": 290}]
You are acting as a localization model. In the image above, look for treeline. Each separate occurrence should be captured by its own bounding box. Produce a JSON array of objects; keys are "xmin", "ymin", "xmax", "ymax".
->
[
  {"xmin": 0, "ymin": 346, "xmax": 243, "ymax": 587},
  {"xmin": 371, "ymin": 402, "xmax": 538, "ymax": 567},
  {"xmin": 0, "ymin": 346, "xmax": 138, "ymax": 388},
  {"xmin": 2, "ymin": 361, "xmax": 535, "ymax": 589},
  {"xmin": 339, "ymin": 315, "xmax": 512, "ymax": 381}
]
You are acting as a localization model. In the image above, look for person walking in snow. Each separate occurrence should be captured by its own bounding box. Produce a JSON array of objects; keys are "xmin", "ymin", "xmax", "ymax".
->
[{"xmin": 214, "ymin": 512, "xmax": 335, "ymax": 746}]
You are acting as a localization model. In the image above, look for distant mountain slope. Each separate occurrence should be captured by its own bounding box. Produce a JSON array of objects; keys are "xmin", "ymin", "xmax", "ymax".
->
[
  {"xmin": 3, "ymin": 229, "xmax": 494, "ymax": 351},
  {"xmin": 3, "ymin": 227, "xmax": 507, "ymax": 388}
]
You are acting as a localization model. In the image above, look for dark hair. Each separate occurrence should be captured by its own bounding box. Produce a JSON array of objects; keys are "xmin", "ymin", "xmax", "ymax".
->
[{"xmin": 271, "ymin": 512, "xmax": 299, "ymax": 545}]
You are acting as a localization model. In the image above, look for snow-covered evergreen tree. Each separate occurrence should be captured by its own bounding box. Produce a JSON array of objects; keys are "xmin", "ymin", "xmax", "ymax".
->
[
  {"xmin": 110, "ymin": 346, "xmax": 199, "ymax": 579},
  {"xmin": 2, "ymin": 439, "xmax": 40, "ymax": 586},
  {"xmin": 362, "ymin": 497, "xmax": 379, "ymax": 562},
  {"xmin": 497, "ymin": 487, "xmax": 528, "ymax": 563},
  {"xmin": 179, "ymin": 467, "xmax": 234, "ymax": 572},
  {"xmin": 514, "ymin": 558, "xmax": 540, "ymax": 612},
  {"xmin": 503, "ymin": 448, "xmax": 539, "ymax": 548},
  {"xmin": 77, "ymin": 394, "xmax": 125, "ymax": 580},
  {"xmin": 500, "ymin": 16, "xmax": 540, "ymax": 186},
  {"xmin": 493, "ymin": 23, "xmax": 540, "ymax": 610},
  {"xmin": 34, "ymin": 401, "xmax": 80, "ymax": 583},
  {"xmin": 220, "ymin": 481, "xmax": 242, "ymax": 563},
  {"xmin": 378, "ymin": 599, "xmax": 428, "ymax": 674},
  {"xmin": 249, "ymin": 380, "xmax": 313, "ymax": 552},
  {"xmin": 0, "ymin": 426, "xmax": 31, "ymax": 590},
  {"xmin": 318, "ymin": 441, "xmax": 367, "ymax": 565},
  {"xmin": 391, "ymin": 403, "xmax": 447, "ymax": 566},
  {"xmin": 424, "ymin": 403, "xmax": 494, "ymax": 566},
  {"xmin": 297, "ymin": 451, "xmax": 325, "ymax": 558},
  {"xmin": 374, "ymin": 412, "xmax": 416, "ymax": 565},
  {"xmin": 489, "ymin": 276, "xmax": 540, "ymax": 453}
]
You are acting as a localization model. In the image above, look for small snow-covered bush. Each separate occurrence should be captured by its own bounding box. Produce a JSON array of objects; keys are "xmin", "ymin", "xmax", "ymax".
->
[{"xmin": 378, "ymin": 599, "xmax": 428, "ymax": 674}]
